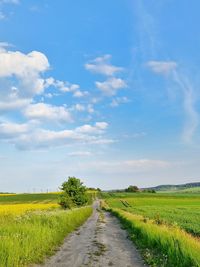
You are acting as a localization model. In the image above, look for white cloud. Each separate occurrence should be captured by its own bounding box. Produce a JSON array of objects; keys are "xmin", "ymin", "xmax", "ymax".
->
[
  {"xmin": 96, "ymin": 77, "xmax": 127, "ymax": 96},
  {"xmin": 0, "ymin": 98, "xmax": 30, "ymax": 111},
  {"xmin": 68, "ymin": 151, "xmax": 92, "ymax": 157},
  {"xmin": 147, "ymin": 61, "xmax": 177, "ymax": 75},
  {"xmin": 73, "ymin": 104, "xmax": 85, "ymax": 112},
  {"xmin": 0, "ymin": 49, "xmax": 49, "ymax": 98},
  {"xmin": 73, "ymin": 90, "xmax": 89, "ymax": 98},
  {"xmin": 45, "ymin": 77, "xmax": 80, "ymax": 93},
  {"xmin": 71, "ymin": 103, "xmax": 94, "ymax": 114},
  {"xmin": 0, "ymin": 121, "xmax": 112, "ymax": 150},
  {"xmin": 24, "ymin": 103, "xmax": 72, "ymax": 123},
  {"xmin": 0, "ymin": 121, "xmax": 30, "ymax": 139},
  {"xmin": 0, "ymin": 51, "xmax": 49, "ymax": 78},
  {"xmin": 85, "ymin": 55, "xmax": 123, "ymax": 76},
  {"xmin": 110, "ymin": 96, "xmax": 130, "ymax": 107},
  {"xmin": 76, "ymin": 122, "xmax": 108, "ymax": 134}
]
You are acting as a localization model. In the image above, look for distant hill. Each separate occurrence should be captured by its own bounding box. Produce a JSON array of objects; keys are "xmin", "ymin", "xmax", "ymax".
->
[{"xmin": 146, "ymin": 182, "xmax": 200, "ymax": 193}]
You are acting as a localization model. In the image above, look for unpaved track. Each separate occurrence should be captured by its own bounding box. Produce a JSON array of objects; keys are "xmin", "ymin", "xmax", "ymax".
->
[{"xmin": 37, "ymin": 201, "xmax": 146, "ymax": 267}]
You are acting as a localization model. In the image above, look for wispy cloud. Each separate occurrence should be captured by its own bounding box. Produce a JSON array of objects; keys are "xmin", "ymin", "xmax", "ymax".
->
[
  {"xmin": 78, "ymin": 159, "xmax": 171, "ymax": 173},
  {"xmin": 132, "ymin": 0, "xmax": 159, "ymax": 59},
  {"xmin": 68, "ymin": 151, "xmax": 92, "ymax": 157},
  {"xmin": 146, "ymin": 61, "xmax": 177, "ymax": 75},
  {"xmin": 172, "ymin": 71, "xmax": 199, "ymax": 143},
  {"xmin": 85, "ymin": 55, "xmax": 123, "ymax": 76},
  {"xmin": 110, "ymin": 96, "xmax": 130, "ymax": 107},
  {"xmin": 147, "ymin": 60, "xmax": 199, "ymax": 142}
]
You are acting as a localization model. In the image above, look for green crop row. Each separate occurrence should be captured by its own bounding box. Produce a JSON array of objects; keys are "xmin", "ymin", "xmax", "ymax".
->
[{"xmin": 105, "ymin": 195, "xmax": 200, "ymax": 236}]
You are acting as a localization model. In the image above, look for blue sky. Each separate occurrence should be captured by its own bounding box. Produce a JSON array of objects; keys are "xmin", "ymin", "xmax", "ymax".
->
[{"xmin": 0, "ymin": 0, "xmax": 200, "ymax": 192}]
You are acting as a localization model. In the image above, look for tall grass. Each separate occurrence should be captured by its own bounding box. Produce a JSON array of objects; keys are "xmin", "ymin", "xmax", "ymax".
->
[
  {"xmin": 105, "ymin": 206, "xmax": 200, "ymax": 267},
  {"xmin": 0, "ymin": 206, "xmax": 92, "ymax": 267}
]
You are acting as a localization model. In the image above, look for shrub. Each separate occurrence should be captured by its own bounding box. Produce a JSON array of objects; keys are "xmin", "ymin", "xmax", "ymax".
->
[{"xmin": 59, "ymin": 177, "xmax": 88, "ymax": 208}]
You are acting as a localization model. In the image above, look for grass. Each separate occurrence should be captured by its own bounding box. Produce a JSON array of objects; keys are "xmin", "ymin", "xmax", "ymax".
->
[
  {"xmin": 104, "ymin": 207, "xmax": 200, "ymax": 267},
  {"xmin": 0, "ymin": 192, "xmax": 93, "ymax": 266},
  {"xmin": 102, "ymin": 192, "xmax": 200, "ymax": 266},
  {"xmin": 0, "ymin": 205, "xmax": 92, "ymax": 267},
  {"xmin": 104, "ymin": 193, "xmax": 200, "ymax": 236}
]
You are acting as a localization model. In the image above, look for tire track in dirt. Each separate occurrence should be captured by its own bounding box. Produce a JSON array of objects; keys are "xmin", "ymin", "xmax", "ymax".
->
[{"xmin": 36, "ymin": 201, "xmax": 146, "ymax": 267}]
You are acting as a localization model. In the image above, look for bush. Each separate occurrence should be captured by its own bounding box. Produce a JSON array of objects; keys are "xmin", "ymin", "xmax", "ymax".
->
[{"xmin": 59, "ymin": 177, "xmax": 89, "ymax": 209}]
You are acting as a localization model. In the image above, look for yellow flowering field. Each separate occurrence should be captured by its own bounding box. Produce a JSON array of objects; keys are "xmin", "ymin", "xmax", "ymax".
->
[{"xmin": 0, "ymin": 203, "xmax": 59, "ymax": 215}]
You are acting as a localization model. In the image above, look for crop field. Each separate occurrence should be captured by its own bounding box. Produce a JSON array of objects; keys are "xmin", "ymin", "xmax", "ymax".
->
[
  {"xmin": 104, "ymin": 193, "xmax": 200, "ymax": 236},
  {"xmin": 0, "ymin": 193, "xmax": 60, "ymax": 204},
  {"xmin": 102, "ymin": 192, "xmax": 200, "ymax": 266},
  {"xmin": 0, "ymin": 192, "xmax": 92, "ymax": 267}
]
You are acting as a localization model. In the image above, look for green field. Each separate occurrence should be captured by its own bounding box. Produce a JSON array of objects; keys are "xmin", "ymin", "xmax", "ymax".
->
[
  {"xmin": 104, "ymin": 193, "xmax": 200, "ymax": 236},
  {"xmin": 103, "ymin": 192, "xmax": 200, "ymax": 266},
  {"xmin": 0, "ymin": 193, "xmax": 60, "ymax": 204}
]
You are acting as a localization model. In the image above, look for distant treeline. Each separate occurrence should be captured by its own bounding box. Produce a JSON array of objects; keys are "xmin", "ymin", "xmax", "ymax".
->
[{"xmin": 146, "ymin": 182, "xmax": 200, "ymax": 191}]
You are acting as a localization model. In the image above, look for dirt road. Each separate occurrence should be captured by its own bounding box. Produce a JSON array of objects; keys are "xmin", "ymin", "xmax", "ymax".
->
[{"xmin": 37, "ymin": 201, "xmax": 146, "ymax": 267}]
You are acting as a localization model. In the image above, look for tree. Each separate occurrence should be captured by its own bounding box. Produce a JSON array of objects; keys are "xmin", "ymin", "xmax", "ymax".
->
[
  {"xmin": 125, "ymin": 185, "xmax": 139, "ymax": 193},
  {"xmin": 59, "ymin": 176, "xmax": 88, "ymax": 209}
]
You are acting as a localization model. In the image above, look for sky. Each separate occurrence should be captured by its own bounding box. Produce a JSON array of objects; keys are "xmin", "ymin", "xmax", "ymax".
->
[{"xmin": 0, "ymin": 0, "xmax": 200, "ymax": 192}]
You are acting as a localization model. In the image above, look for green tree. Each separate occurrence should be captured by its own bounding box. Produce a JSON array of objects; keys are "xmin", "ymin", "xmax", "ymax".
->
[
  {"xmin": 59, "ymin": 176, "xmax": 88, "ymax": 209},
  {"xmin": 125, "ymin": 185, "xmax": 139, "ymax": 192}
]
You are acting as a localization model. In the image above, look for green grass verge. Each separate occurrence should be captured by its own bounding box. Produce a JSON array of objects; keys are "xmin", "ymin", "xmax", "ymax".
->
[
  {"xmin": 105, "ymin": 207, "xmax": 200, "ymax": 267},
  {"xmin": 0, "ymin": 206, "xmax": 92, "ymax": 267}
]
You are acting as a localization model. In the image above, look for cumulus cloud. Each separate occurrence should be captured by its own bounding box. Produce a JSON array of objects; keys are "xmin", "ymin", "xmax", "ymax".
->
[
  {"xmin": 71, "ymin": 103, "xmax": 94, "ymax": 115},
  {"xmin": 73, "ymin": 90, "xmax": 89, "ymax": 98},
  {"xmin": 0, "ymin": 121, "xmax": 30, "ymax": 139},
  {"xmin": 0, "ymin": 49, "xmax": 49, "ymax": 98},
  {"xmin": 76, "ymin": 122, "xmax": 108, "ymax": 134},
  {"xmin": 0, "ymin": 120, "xmax": 112, "ymax": 150},
  {"xmin": 85, "ymin": 55, "xmax": 123, "ymax": 76},
  {"xmin": 0, "ymin": 98, "xmax": 30, "ymax": 112},
  {"xmin": 23, "ymin": 103, "xmax": 72, "ymax": 123},
  {"xmin": 45, "ymin": 77, "xmax": 80, "ymax": 93},
  {"xmin": 96, "ymin": 77, "xmax": 127, "ymax": 96},
  {"xmin": 146, "ymin": 61, "xmax": 177, "ymax": 75}
]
